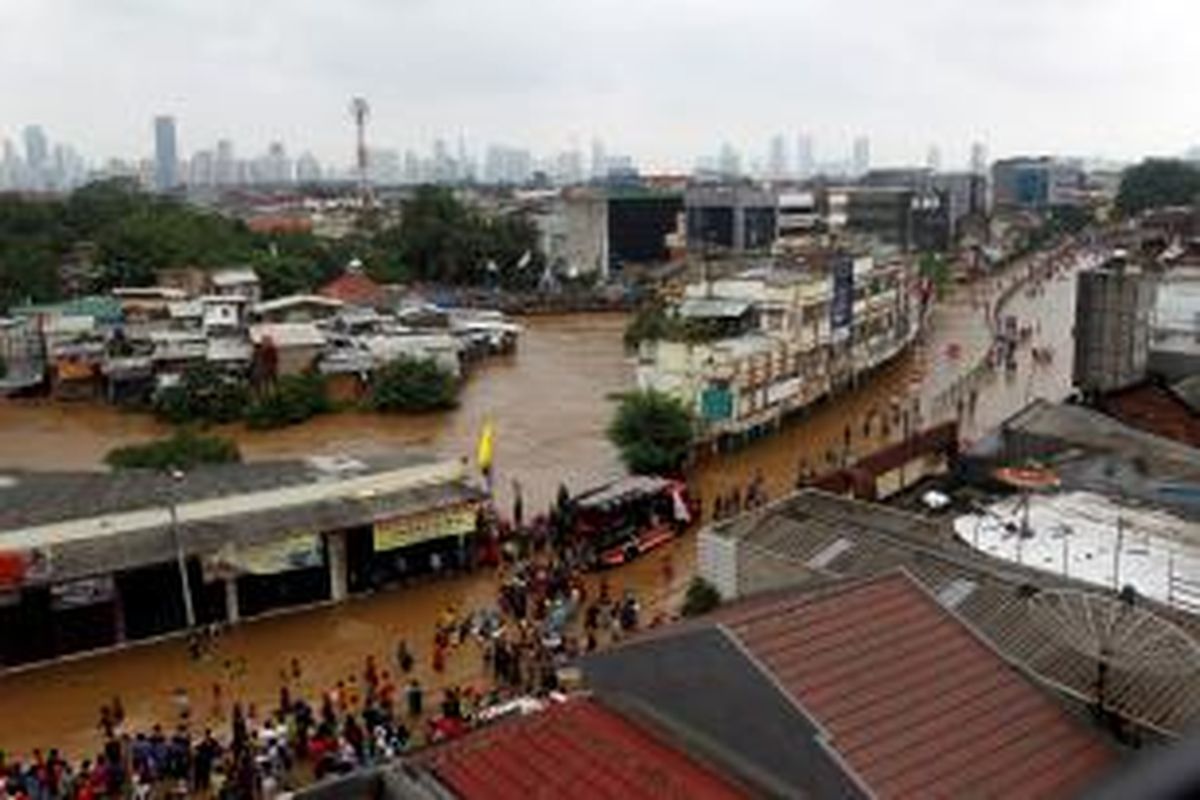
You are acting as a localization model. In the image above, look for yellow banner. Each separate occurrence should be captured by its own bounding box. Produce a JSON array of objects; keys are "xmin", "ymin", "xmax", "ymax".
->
[{"xmin": 374, "ymin": 505, "xmax": 478, "ymax": 552}]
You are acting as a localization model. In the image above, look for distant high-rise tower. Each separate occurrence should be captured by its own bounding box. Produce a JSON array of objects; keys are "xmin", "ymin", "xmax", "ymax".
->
[
  {"xmin": 767, "ymin": 134, "xmax": 788, "ymax": 180},
  {"xmin": 215, "ymin": 139, "xmax": 236, "ymax": 186},
  {"xmin": 795, "ymin": 133, "xmax": 814, "ymax": 179},
  {"xmin": 852, "ymin": 136, "xmax": 870, "ymax": 176},
  {"xmin": 153, "ymin": 115, "xmax": 178, "ymax": 192},
  {"xmin": 23, "ymin": 125, "xmax": 48, "ymax": 174},
  {"xmin": 296, "ymin": 152, "xmax": 323, "ymax": 184},
  {"xmin": 590, "ymin": 138, "xmax": 607, "ymax": 180},
  {"xmin": 925, "ymin": 144, "xmax": 942, "ymax": 173},
  {"xmin": 718, "ymin": 142, "xmax": 742, "ymax": 178},
  {"xmin": 970, "ymin": 142, "xmax": 988, "ymax": 175},
  {"xmin": 349, "ymin": 96, "xmax": 372, "ymax": 204}
]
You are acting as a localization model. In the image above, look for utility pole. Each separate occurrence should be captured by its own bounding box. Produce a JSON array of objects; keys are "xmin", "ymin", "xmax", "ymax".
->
[{"xmin": 168, "ymin": 468, "xmax": 196, "ymax": 630}]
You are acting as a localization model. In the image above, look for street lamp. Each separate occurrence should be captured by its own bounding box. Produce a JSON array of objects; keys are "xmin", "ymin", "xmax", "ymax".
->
[{"xmin": 167, "ymin": 468, "xmax": 197, "ymax": 630}]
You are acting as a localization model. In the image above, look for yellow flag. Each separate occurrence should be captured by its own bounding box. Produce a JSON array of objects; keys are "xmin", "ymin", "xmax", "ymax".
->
[{"xmin": 477, "ymin": 416, "xmax": 495, "ymax": 472}]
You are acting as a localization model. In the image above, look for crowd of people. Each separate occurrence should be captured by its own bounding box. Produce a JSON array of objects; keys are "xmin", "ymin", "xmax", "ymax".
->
[{"xmin": 1, "ymin": 497, "xmax": 669, "ymax": 800}]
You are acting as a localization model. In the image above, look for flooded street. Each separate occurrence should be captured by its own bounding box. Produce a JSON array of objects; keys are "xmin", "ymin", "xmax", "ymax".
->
[
  {"xmin": 0, "ymin": 247, "xmax": 1085, "ymax": 761},
  {"xmin": 0, "ymin": 314, "xmax": 633, "ymax": 513}
]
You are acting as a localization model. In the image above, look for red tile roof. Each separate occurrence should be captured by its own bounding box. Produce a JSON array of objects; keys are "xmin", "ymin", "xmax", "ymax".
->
[
  {"xmin": 1099, "ymin": 382, "xmax": 1200, "ymax": 448},
  {"xmin": 415, "ymin": 697, "xmax": 749, "ymax": 800},
  {"xmin": 319, "ymin": 270, "xmax": 385, "ymax": 306},
  {"xmin": 719, "ymin": 572, "xmax": 1116, "ymax": 799}
]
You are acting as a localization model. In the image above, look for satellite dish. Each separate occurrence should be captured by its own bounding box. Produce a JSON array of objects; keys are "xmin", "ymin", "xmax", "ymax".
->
[{"xmin": 1028, "ymin": 589, "xmax": 1200, "ymax": 676}]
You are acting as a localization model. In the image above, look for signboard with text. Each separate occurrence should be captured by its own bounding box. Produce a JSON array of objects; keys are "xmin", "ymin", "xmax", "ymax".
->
[
  {"xmin": 373, "ymin": 504, "xmax": 478, "ymax": 552},
  {"xmin": 831, "ymin": 256, "xmax": 855, "ymax": 342}
]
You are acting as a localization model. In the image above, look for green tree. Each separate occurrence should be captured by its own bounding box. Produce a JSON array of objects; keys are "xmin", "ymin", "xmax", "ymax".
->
[
  {"xmin": 681, "ymin": 577, "xmax": 722, "ymax": 617},
  {"xmin": 1116, "ymin": 159, "xmax": 1200, "ymax": 217},
  {"xmin": 607, "ymin": 389, "xmax": 694, "ymax": 475},
  {"xmin": 245, "ymin": 372, "xmax": 330, "ymax": 429},
  {"xmin": 369, "ymin": 357, "xmax": 460, "ymax": 412},
  {"xmin": 918, "ymin": 252, "xmax": 950, "ymax": 299},
  {"xmin": 154, "ymin": 362, "xmax": 249, "ymax": 424},
  {"xmin": 104, "ymin": 428, "xmax": 241, "ymax": 470}
]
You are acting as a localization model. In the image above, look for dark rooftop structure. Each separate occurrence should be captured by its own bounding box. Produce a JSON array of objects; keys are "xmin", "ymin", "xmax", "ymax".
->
[
  {"xmin": 699, "ymin": 489, "xmax": 1200, "ymax": 739},
  {"xmin": 0, "ymin": 454, "xmax": 482, "ymax": 585},
  {"xmin": 1095, "ymin": 380, "xmax": 1200, "ymax": 450},
  {"xmin": 962, "ymin": 398, "xmax": 1200, "ymax": 520},
  {"xmin": 585, "ymin": 571, "xmax": 1116, "ymax": 799}
]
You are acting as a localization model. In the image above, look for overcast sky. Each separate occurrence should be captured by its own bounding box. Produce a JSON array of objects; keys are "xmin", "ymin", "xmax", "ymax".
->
[{"xmin": 1, "ymin": 0, "xmax": 1197, "ymax": 171}]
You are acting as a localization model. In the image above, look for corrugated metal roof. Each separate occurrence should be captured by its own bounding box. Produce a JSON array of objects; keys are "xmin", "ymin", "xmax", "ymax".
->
[
  {"xmin": 677, "ymin": 298, "xmax": 753, "ymax": 320},
  {"xmin": 210, "ymin": 268, "xmax": 259, "ymax": 286},
  {"xmin": 415, "ymin": 697, "xmax": 748, "ymax": 800},
  {"xmin": 722, "ymin": 571, "xmax": 1115, "ymax": 799},
  {"xmin": 719, "ymin": 489, "xmax": 1200, "ymax": 737},
  {"xmin": 250, "ymin": 322, "xmax": 327, "ymax": 348}
]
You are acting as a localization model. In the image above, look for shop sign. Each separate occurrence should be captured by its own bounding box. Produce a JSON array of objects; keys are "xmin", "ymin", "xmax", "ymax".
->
[
  {"xmin": 701, "ymin": 386, "xmax": 733, "ymax": 421},
  {"xmin": 374, "ymin": 505, "xmax": 478, "ymax": 552},
  {"xmin": 203, "ymin": 532, "xmax": 323, "ymax": 580}
]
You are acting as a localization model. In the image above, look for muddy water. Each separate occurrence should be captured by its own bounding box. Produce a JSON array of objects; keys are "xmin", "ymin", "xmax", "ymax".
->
[
  {"xmin": 0, "ymin": 251, "xmax": 1084, "ymax": 760},
  {"xmin": 0, "ymin": 315, "xmax": 633, "ymax": 513}
]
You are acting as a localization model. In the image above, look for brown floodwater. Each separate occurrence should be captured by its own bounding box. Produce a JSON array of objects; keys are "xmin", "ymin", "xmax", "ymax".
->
[{"xmin": 0, "ymin": 248, "xmax": 1084, "ymax": 761}]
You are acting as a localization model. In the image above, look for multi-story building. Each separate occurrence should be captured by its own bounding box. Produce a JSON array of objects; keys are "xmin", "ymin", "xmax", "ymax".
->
[
  {"xmin": 843, "ymin": 186, "xmax": 950, "ymax": 252},
  {"xmin": 1149, "ymin": 265, "xmax": 1200, "ymax": 382},
  {"xmin": 992, "ymin": 156, "xmax": 1085, "ymax": 210},
  {"xmin": 153, "ymin": 115, "xmax": 179, "ymax": 193},
  {"xmin": 685, "ymin": 184, "xmax": 777, "ymax": 253},
  {"xmin": 852, "ymin": 136, "xmax": 871, "ymax": 177},
  {"xmin": 638, "ymin": 252, "xmax": 924, "ymax": 441}
]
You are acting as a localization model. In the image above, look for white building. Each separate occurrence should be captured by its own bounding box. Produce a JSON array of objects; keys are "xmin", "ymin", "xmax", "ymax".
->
[{"xmin": 637, "ymin": 255, "xmax": 922, "ymax": 440}]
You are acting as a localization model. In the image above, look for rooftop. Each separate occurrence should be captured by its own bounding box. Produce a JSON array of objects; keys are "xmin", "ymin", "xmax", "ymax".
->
[
  {"xmin": 254, "ymin": 294, "xmax": 345, "ymax": 317},
  {"xmin": 0, "ymin": 455, "xmax": 479, "ymax": 584},
  {"xmin": 586, "ymin": 571, "xmax": 1116, "ymax": 798},
  {"xmin": 414, "ymin": 697, "xmax": 748, "ymax": 800},
  {"xmin": 677, "ymin": 297, "xmax": 753, "ymax": 320},
  {"xmin": 702, "ymin": 488, "xmax": 1200, "ymax": 737},
  {"xmin": 210, "ymin": 268, "xmax": 260, "ymax": 286}
]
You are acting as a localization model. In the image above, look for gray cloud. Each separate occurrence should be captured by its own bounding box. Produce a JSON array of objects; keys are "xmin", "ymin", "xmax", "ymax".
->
[{"xmin": 1, "ymin": 0, "xmax": 1197, "ymax": 169}]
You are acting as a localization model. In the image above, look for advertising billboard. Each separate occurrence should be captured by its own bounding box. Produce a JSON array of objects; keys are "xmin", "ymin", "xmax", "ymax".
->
[{"xmin": 831, "ymin": 255, "xmax": 855, "ymax": 341}]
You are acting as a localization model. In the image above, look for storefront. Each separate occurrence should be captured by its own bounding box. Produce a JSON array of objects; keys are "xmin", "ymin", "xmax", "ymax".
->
[
  {"xmin": 348, "ymin": 503, "xmax": 479, "ymax": 591},
  {"xmin": 205, "ymin": 532, "xmax": 330, "ymax": 619}
]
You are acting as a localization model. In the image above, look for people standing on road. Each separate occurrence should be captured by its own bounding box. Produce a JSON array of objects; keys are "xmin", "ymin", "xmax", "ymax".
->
[{"xmin": 405, "ymin": 680, "xmax": 423, "ymax": 718}]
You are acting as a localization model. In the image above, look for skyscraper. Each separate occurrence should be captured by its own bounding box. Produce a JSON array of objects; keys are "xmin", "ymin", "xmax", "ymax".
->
[
  {"xmin": 795, "ymin": 133, "xmax": 814, "ymax": 179},
  {"xmin": 925, "ymin": 144, "xmax": 942, "ymax": 173},
  {"xmin": 295, "ymin": 152, "xmax": 323, "ymax": 184},
  {"xmin": 215, "ymin": 139, "xmax": 236, "ymax": 186},
  {"xmin": 970, "ymin": 142, "xmax": 988, "ymax": 175},
  {"xmin": 590, "ymin": 138, "xmax": 607, "ymax": 180},
  {"xmin": 767, "ymin": 134, "xmax": 788, "ymax": 180},
  {"xmin": 718, "ymin": 142, "xmax": 742, "ymax": 178},
  {"xmin": 23, "ymin": 125, "xmax": 48, "ymax": 173},
  {"xmin": 153, "ymin": 115, "xmax": 179, "ymax": 192},
  {"xmin": 852, "ymin": 136, "xmax": 870, "ymax": 177}
]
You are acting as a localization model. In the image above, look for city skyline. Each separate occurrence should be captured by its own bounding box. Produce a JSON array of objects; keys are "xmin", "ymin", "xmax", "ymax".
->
[{"xmin": 3, "ymin": 0, "xmax": 1199, "ymax": 173}]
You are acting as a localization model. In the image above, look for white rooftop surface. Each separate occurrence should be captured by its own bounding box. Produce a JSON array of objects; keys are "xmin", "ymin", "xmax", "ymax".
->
[
  {"xmin": 0, "ymin": 460, "xmax": 465, "ymax": 553},
  {"xmin": 250, "ymin": 323, "xmax": 327, "ymax": 348},
  {"xmin": 954, "ymin": 491, "xmax": 1200, "ymax": 611},
  {"xmin": 210, "ymin": 268, "xmax": 260, "ymax": 286},
  {"xmin": 254, "ymin": 295, "xmax": 345, "ymax": 315}
]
